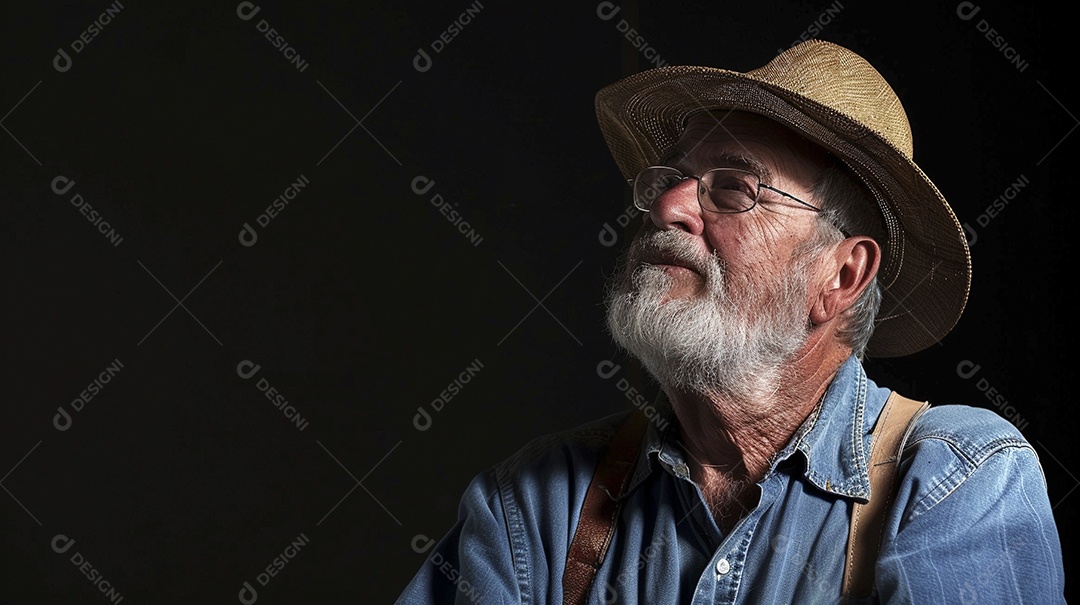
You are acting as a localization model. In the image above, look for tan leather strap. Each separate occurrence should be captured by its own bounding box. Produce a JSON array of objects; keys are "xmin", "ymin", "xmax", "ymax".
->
[
  {"xmin": 563, "ymin": 410, "xmax": 648, "ymax": 605},
  {"xmin": 842, "ymin": 391, "xmax": 930, "ymax": 599}
]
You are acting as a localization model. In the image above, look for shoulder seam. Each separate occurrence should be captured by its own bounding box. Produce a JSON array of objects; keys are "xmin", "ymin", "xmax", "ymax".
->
[
  {"xmin": 494, "ymin": 465, "xmax": 533, "ymax": 604},
  {"xmin": 905, "ymin": 433, "xmax": 1031, "ymax": 468},
  {"xmin": 901, "ymin": 439, "xmax": 1037, "ymax": 522}
]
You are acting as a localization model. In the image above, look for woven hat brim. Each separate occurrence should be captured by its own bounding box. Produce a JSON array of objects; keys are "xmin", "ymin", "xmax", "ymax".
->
[{"xmin": 595, "ymin": 66, "xmax": 971, "ymax": 358}]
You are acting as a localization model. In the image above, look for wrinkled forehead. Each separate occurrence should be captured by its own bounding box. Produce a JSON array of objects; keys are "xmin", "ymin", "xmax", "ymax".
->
[{"xmin": 665, "ymin": 110, "xmax": 833, "ymax": 182}]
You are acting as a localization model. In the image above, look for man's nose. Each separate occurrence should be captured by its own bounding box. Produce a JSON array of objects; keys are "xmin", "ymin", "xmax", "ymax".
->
[{"xmin": 647, "ymin": 177, "xmax": 704, "ymax": 235}]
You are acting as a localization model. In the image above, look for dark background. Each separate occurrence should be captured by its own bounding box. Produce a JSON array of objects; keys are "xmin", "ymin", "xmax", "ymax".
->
[{"xmin": 1, "ymin": 1, "xmax": 1075, "ymax": 603}]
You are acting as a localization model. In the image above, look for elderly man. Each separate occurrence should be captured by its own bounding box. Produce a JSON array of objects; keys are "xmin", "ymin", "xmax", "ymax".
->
[{"xmin": 397, "ymin": 40, "xmax": 1066, "ymax": 604}]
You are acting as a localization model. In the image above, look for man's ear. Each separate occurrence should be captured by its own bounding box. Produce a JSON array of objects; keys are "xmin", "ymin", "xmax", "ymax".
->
[{"xmin": 810, "ymin": 236, "xmax": 880, "ymax": 325}]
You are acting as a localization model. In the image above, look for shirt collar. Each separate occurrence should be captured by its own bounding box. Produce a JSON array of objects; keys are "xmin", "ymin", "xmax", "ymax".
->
[
  {"xmin": 627, "ymin": 355, "xmax": 882, "ymax": 502},
  {"xmin": 788, "ymin": 354, "xmax": 876, "ymax": 500}
]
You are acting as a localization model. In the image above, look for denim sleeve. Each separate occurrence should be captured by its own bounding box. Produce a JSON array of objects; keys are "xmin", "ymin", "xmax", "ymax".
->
[
  {"xmin": 396, "ymin": 469, "xmax": 522, "ymax": 605},
  {"xmin": 396, "ymin": 416, "xmax": 620, "ymax": 604},
  {"xmin": 875, "ymin": 406, "xmax": 1066, "ymax": 604}
]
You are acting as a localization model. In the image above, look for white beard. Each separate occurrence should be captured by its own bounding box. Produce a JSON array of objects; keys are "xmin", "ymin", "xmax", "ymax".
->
[{"xmin": 605, "ymin": 229, "xmax": 816, "ymax": 401}]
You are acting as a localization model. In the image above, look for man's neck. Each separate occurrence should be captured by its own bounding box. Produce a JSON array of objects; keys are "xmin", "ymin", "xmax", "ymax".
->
[{"xmin": 663, "ymin": 338, "xmax": 851, "ymax": 528}]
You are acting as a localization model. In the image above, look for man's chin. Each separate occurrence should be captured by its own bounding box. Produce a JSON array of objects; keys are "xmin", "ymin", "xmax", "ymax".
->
[{"xmin": 645, "ymin": 264, "xmax": 704, "ymax": 300}]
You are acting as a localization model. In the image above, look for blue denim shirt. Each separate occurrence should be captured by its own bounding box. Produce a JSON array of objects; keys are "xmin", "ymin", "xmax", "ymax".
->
[{"xmin": 398, "ymin": 356, "xmax": 1066, "ymax": 603}]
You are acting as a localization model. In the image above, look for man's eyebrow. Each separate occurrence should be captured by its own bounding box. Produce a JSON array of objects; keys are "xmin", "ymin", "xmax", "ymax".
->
[
  {"xmin": 658, "ymin": 148, "xmax": 773, "ymax": 182},
  {"xmin": 709, "ymin": 152, "xmax": 773, "ymax": 182}
]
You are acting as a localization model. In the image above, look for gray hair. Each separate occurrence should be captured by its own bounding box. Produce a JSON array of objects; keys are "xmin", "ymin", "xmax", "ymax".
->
[{"xmin": 807, "ymin": 161, "xmax": 887, "ymax": 359}]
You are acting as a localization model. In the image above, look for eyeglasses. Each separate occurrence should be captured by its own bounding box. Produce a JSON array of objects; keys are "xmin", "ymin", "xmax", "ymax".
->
[{"xmin": 629, "ymin": 166, "xmax": 823, "ymax": 214}]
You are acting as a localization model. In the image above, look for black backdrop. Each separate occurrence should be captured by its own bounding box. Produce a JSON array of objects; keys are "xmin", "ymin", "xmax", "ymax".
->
[{"xmin": 2, "ymin": 1, "xmax": 1075, "ymax": 603}]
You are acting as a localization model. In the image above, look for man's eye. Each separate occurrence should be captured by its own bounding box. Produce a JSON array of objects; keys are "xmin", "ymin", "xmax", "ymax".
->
[{"xmin": 711, "ymin": 174, "xmax": 756, "ymax": 195}]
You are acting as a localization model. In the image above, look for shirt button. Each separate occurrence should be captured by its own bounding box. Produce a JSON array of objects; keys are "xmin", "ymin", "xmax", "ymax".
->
[
  {"xmin": 715, "ymin": 558, "xmax": 731, "ymax": 576},
  {"xmin": 674, "ymin": 463, "xmax": 689, "ymax": 477}
]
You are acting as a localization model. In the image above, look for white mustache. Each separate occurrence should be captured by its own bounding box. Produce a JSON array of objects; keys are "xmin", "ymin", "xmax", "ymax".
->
[{"xmin": 628, "ymin": 229, "xmax": 725, "ymax": 287}]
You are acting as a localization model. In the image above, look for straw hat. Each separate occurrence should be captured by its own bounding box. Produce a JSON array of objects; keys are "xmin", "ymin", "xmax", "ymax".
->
[{"xmin": 595, "ymin": 39, "xmax": 971, "ymax": 358}]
